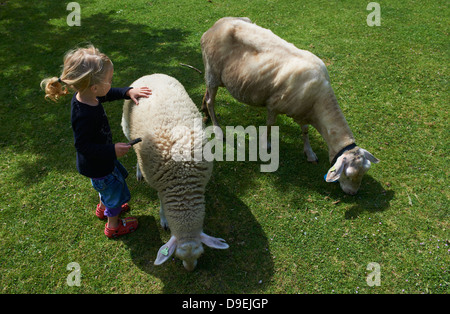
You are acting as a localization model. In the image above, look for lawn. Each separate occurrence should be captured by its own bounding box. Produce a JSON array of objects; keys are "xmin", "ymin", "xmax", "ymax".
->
[{"xmin": 0, "ymin": 0, "xmax": 448, "ymax": 294}]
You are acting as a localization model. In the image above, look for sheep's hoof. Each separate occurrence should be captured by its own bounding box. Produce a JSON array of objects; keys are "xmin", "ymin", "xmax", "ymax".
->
[
  {"xmin": 304, "ymin": 151, "xmax": 318, "ymax": 163},
  {"xmin": 307, "ymin": 157, "xmax": 319, "ymax": 164},
  {"xmin": 160, "ymin": 218, "xmax": 169, "ymax": 231}
]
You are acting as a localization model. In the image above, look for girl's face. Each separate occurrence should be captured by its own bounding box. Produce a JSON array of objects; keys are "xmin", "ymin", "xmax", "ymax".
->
[{"xmin": 94, "ymin": 68, "xmax": 113, "ymax": 97}]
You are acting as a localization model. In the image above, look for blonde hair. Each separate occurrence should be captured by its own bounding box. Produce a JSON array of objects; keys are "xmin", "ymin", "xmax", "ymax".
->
[{"xmin": 41, "ymin": 45, "xmax": 113, "ymax": 102}]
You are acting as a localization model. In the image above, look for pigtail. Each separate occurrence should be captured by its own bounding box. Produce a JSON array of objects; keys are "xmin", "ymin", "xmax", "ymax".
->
[{"xmin": 40, "ymin": 76, "xmax": 70, "ymax": 102}]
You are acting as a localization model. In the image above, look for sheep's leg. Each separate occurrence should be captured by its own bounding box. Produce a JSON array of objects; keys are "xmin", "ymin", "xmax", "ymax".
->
[
  {"xmin": 261, "ymin": 108, "xmax": 277, "ymax": 150},
  {"xmin": 205, "ymin": 86, "xmax": 220, "ymax": 127},
  {"xmin": 201, "ymin": 90, "xmax": 210, "ymax": 122},
  {"xmin": 204, "ymin": 86, "xmax": 224, "ymax": 141},
  {"xmin": 158, "ymin": 192, "xmax": 169, "ymax": 230},
  {"xmin": 136, "ymin": 162, "xmax": 143, "ymax": 181},
  {"xmin": 301, "ymin": 124, "xmax": 318, "ymax": 163}
]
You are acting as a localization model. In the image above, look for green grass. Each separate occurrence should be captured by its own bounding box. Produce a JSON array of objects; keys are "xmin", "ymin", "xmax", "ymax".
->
[{"xmin": 0, "ymin": 0, "xmax": 448, "ymax": 294}]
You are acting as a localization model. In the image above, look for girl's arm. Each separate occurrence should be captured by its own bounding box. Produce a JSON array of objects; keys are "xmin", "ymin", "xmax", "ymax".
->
[
  {"xmin": 98, "ymin": 87, "xmax": 152, "ymax": 104},
  {"xmin": 97, "ymin": 87, "xmax": 133, "ymax": 103}
]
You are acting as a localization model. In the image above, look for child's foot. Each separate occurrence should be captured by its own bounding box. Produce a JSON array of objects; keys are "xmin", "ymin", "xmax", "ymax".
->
[
  {"xmin": 96, "ymin": 203, "xmax": 130, "ymax": 220},
  {"xmin": 104, "ymin": 217, "xmax": 138, "ymax": 238}
]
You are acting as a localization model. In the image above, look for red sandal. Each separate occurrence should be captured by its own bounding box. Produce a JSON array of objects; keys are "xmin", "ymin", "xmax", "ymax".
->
[
  {"xmin": 104, "ymin": 217, "xmax": 138, "ymax": 238},
  {"xmin": 96, "ymin": 203, "xmax": 130, "ymax": 220}
]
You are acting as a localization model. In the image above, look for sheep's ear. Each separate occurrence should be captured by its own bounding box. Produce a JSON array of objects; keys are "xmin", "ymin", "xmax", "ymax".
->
[
  {"xmin": 361, "ymin": 148, "xmax": 380, "ymax": 164},
  {"xmin": 326, "ymin": 156, "xmax": 346, "ymax": 182},
  {"xmin": 154, "ymin": 235, "xmax": 177, "ymax": 265},
  {"xmin": 200, "ymin": 232, "xmax": 229, "ymax": 249}
]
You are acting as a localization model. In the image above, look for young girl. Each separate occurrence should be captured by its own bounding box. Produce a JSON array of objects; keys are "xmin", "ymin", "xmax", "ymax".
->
[{"xmin": 41, "ymin": 45, "xmax": 152, "ymax": 238}]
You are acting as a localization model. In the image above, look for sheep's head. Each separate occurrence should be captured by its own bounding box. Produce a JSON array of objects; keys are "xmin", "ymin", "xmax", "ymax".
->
[
  {"xmin": 154, "ymin": 232, "xmax": 229, "ymax": 271},
  {"xmin": 326, "ymin": 147, "xmax": 379, "ymax": 195}
]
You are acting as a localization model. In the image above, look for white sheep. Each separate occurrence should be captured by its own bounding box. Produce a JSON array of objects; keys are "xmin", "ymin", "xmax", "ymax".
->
[
  {"xmin": 201, "ymin": 17, "xmax": 379, "ymax": 195},
  {"xmin": 121, "ymin": 74, "xmax": 229, "ymax": 271}
]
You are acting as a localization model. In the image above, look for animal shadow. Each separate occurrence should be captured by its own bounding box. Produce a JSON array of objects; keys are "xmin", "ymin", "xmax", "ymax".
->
[{"xmin": 123, "ymin": 183, "xmax": 274, "ymax": 294}]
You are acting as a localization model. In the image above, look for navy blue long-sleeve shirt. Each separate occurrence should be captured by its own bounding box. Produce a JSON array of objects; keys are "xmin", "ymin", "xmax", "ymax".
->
[{"xmin": 71, "ymin": 87, "xmax": 132, "ymax": 178}]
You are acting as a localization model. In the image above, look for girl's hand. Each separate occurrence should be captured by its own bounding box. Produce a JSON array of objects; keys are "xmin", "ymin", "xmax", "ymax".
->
[
  {"xmin": 115, "ymin": 143, "xmax": 131, "ymax": 158},
  {"xmin": 127, "ymin": 87, "xmax": 152, "ymax": 105}
]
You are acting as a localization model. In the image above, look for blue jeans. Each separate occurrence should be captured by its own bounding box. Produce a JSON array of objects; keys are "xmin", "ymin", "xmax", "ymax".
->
[{"xmin": 91, "ymin": 161, "xmax": 131, "ymax": 217}]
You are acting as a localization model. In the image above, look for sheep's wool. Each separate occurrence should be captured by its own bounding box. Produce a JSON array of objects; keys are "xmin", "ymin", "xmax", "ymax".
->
[{"xmin": 122, "ymin": 74, "xmax": 212, "ymax": 237}]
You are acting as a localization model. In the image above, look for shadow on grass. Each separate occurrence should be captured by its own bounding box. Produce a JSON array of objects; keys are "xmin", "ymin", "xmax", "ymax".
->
[
  {"xmin": 1, "ymin": 3, "xmax": 273, "ymax": 293},
  {"xmin": 205, "ymin": 99, "xmax": 395, "ymax": 219},
  {"xmin": 0, "ymin": 3, "xmax": 204, "ymax": 185},
  {"xmin": 121, "ymin": 183, "xmax": 274, "ymax": 294},
  {"xmin": 1, "ymin": 2, "xmax": 391, "ymax": 293}
]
